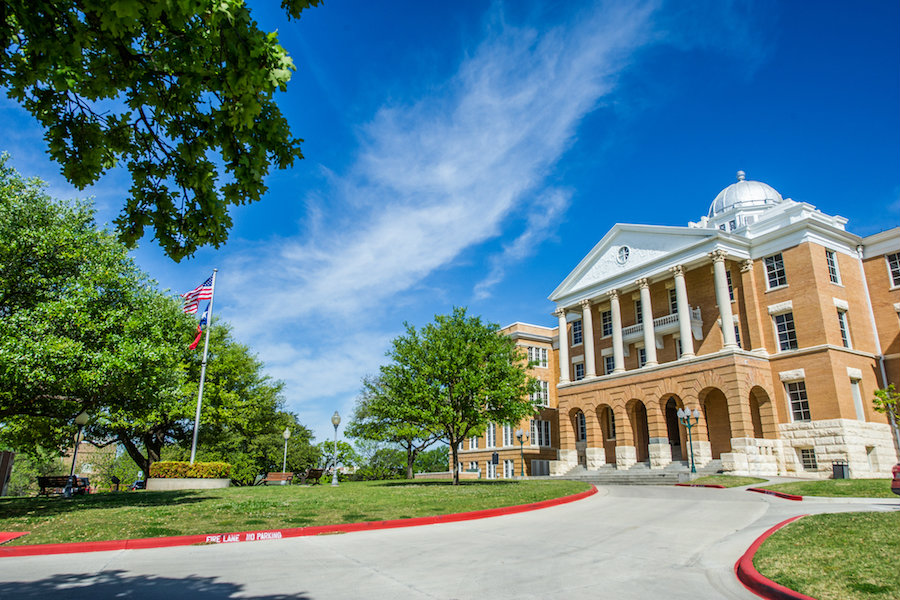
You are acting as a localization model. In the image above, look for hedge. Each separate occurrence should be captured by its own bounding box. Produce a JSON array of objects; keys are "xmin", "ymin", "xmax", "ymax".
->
[{"xmin": 149, "ymin": 461, "xmax": 231, "ymax": 479}]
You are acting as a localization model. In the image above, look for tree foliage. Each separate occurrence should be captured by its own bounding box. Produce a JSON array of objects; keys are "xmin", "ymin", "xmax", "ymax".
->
[
  {"xmin": 0, "ymin": 0, "xmax": 320, "ymax": 260},
  {"xmin": 346, "ymin": 375, "xmax": 442, "ymax": 479},
  {"xmin": 373, "ymin": 307, "xmax": 538, "ymax": 484}
]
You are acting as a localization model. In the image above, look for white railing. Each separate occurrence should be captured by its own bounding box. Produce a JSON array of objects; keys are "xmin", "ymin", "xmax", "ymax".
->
[{"xmin": 620, "ymin": 307, "xmax": 702, "ymax": 340}]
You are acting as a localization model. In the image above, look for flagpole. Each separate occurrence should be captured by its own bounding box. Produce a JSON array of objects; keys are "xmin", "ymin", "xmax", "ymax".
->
[{"xmin": 189, "ymin": 268, "xmax": 217, "ymax": 464}]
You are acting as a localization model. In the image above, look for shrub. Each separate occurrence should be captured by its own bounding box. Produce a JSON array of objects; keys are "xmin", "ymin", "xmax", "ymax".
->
[{"xmin": 149, "ymin": 461, "xmax": 231, "ymax": 479}]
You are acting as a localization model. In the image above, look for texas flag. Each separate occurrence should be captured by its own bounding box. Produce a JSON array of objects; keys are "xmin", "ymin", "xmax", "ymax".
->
[{"xmin": 189, "ymin": 304, "xmax": 210, "ymax": 350}]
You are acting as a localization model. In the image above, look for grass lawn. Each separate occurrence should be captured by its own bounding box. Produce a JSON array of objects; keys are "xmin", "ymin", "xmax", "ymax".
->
[
  {"xmin": 0, "ymin": 479, "xmax": 589, "ymax": 546},
  {"xmin": 764, "ymin": 478, "xmax": 895, "ymax": 498},
  {"xmin": 687, "ymin": 475, "xmax": 767, "ymax": 488},
  {"xmin": 754, "ymin": 512, "xmax": 900, "ymax": 600}
]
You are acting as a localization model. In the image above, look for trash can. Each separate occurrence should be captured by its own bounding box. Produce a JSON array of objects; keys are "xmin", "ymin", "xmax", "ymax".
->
[{"xmin": 832, "ymin": 460, "xmax": 849, "ymax": 479}]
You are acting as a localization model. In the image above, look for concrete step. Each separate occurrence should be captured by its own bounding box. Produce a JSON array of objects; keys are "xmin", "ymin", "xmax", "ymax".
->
[{"xmin": 558, "ymin": 458, "xmax": 725, "ymax": 485}]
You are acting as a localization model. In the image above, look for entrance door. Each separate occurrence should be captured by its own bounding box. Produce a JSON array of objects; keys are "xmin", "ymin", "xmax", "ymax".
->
[{"xmin": 665, "ymin": 398, "xmax": 683, "ymax": 461}]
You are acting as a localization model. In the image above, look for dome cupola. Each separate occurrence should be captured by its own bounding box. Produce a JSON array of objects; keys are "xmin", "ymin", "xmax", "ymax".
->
[{"xmin": 708, "ymin": 171, "xmax": 783, "ymax": 218}]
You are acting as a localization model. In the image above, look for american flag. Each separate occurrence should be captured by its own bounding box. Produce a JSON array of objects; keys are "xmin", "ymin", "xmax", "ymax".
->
[{"xmin": 182, "ymin": 276, "xmax": 214, "ymax": 314}]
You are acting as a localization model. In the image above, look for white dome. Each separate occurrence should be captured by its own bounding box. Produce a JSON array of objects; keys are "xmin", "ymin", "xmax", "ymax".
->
[{"xmin": 708, "ymin": 171, "xmax": 783, "ymax": 218}]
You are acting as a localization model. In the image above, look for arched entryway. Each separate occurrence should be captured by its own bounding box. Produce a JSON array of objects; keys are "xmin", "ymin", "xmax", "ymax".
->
[
  {"xmin": 701, "ymin": 388, "xmax": 732, "ymax": 459},
  {"xmin": 627, "ymin": 399, "xmax": 650, "ymax": 463},
  {"xmin": 596, "ymin": 404, "xmax": 617, "ymax": 464},
  {"xmin": 663, "ymin": 395, "xmax": 686, "ymax": 461},
  {"xmin": 571, "ymin": 409, "xmax": 587, "ymax": 467},
  {"xmin": 749, "ymin": 386, "xmax": 775, "ymax": 439}
]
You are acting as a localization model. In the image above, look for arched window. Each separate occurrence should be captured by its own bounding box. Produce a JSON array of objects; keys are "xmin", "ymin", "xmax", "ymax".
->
[{"xmin": 576, "ymin": 411, "xmax": 587, "ymax": 442}]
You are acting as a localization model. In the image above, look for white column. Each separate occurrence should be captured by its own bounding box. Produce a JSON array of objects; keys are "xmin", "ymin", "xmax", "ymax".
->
[
  {"xmin": 580, "ymin": 299, "xmax": 596, "ymax": 378},
  {"xmin": 555, "ymin": 308, "xmax": 570, "ymax": 383},
  {"xmin": 608, "ymin": 290, "xmax": 625, "ymax": 373},
  {"xmin": 671, "ymin": 265, "xmax": 695, "ymax": 358},
  {"xmin": 637, "ymin": 278, "xmax": 658, "ymax": 366},
  {"xmin": 710, "ymin": 249, "xmax": 738, "ymax": 349}
]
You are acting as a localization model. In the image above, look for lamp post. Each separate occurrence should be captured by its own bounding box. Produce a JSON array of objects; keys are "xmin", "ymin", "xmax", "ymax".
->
[
  {"xmin": 281, "ymin": 427, "xmax": 291, "ymax": 483},
  {"xmin": 677, "ymin": 407, "xmax": 701, "ymax": 474},
  {"xmin": 515, "ymin": 428, "xmax": 529, "ymax": 477},
  {"xmin": 67, "ymin": 410, "xmax": 89, "ymax": 497},
  {"xmin": 331, "ymin": 411, "xmax": 341, "ymax": 487}
]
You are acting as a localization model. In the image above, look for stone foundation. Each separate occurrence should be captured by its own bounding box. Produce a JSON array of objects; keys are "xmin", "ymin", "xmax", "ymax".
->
[
  {"xmin": 550, "ymin": 449, "xmax": 578, "ymax": 476},
  {"xmin": 648, "ymin": 439, "xmax": 673, "ymax": 469},
  {"xmin": 616, "ymin": 445, "xmax": 637, "ymax": 469},
  {"xmin": 776, "ymin": 419, "xmax": 895, "ymax": 478},
  {"xmin": 720, "ymin": 437, "xmax": 780, "ymax": 477},
  {"xmin": 585, "ymin": 447, "xmax": 606, "ymax": 469}
]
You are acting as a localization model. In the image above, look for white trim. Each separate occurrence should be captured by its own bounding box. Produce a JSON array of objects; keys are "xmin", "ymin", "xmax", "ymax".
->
[
  {"xmin": 767, "ymin": 300, "xmax": 793, "ymax": 314},
  {"xmin": 832, "ymin": 297, "xmax": 849, "ymax": 311},
  {"xmin": 846, "ymin": 367, "xmax": 863, "ymax": 380},
  {"xmin": 779, "ymin": 368, "xmax": 806, "ymax": 382}
]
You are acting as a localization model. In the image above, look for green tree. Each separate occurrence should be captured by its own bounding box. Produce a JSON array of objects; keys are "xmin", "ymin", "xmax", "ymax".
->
[
  {"xmin": 377, "ymin": 307, "xmax": 538, "ymax": 485},
  {"xmin": 873, "ymin": 384, "xmax": 900, "ymax": 460},
  {"xmin": 0, "ymin": 157, "xmax": 191, "ymax": 427},
  {"xmin": 346, "ymin": 375, "xmax": 442, "ymax": 479},
  {"xmin": 0, "ymin": 0, "xmax": 320, "ymax": 260},
  {"xmin": 414, "ymin": 446, "xmax": 451, "ymax": 474},
  {"xmin": 317, "ymin": 439, "xmax": 359, "ymax": 472}
]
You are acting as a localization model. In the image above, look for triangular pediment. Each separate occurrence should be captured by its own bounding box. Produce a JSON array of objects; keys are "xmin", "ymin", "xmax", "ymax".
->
[{"xmin": 550, "ymin": 224, "xmax": 719, "ymax": 302}]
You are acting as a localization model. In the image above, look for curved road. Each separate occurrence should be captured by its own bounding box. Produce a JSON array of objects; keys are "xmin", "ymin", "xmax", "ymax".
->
[{"xmin": 0, "ymin": 485, "xmax": 896, "ymax": 599}]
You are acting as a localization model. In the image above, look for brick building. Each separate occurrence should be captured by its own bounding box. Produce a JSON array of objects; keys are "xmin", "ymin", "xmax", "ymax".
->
[{"xmin": 460, "ymin": 172, "xmax": 899, "ymax": 479}]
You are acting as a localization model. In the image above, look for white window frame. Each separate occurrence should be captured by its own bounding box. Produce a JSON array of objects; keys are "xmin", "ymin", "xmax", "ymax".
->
[
  {"xmin": 503, "ymin": 459, "xmax": 515, "ymax": 479},
  {"xmin": 668, "ymin": 288, "xmax": 678, "ymax": 315},
  {"xmin": 887, "ymin": 252, "xmax": 900, "ymax": 287},
  {"xmin": 469, "ymin": 436, "xmax": 479, "ymax": 450},
  {"xmin": 837, "ymin": 309, "xmax": 851, "ymax": 348},
  {"xmin": 765, "ymin": 253, "xmax": 787, "ymax": 289},
  {"xmin": 725, "ymin": 270, "xmax": 735, "ymax": 302},
  {"xmin": 572, "ymin": 319, "xmax": 583, "ymax": 346},
  {"xmin": 774, "ymin": 311, "xmax": 798, "ymax": 351},
  {"xmin": 485, "ymin": 460, "xmax": 496, "ymax": 480},
  {"xmin": 799, "ymin": 448, "xmax": 818, "ymax": 471},
  {"xmin": 675, "ymin": 336, "xmax": 683, "ymax": 358},
  {"xmin": 485, "ymin": 423, "xmax": 495, "ymax": 448},
  {"xmin": 502, "ymin": 424, "xmax": 514, "ymax": 447},
  {"xmin": 574, "ymin": 362, "xmax": 585, "ymax": 381},
  {"xmin": 786, "ymin": 380, "xmax": 811, "ymax": 422},
  {"xmin": 531, "ymin": 419, "xmax": 551, "ymax": 447},
  {"xmin": 635, "ymin": 299, "xmax": 643, "ymax": 324},
  {"xmin": 638, "ymin": 347, "xmax": 647, "ymax": 367},
  {"xmin": 467, "ymin": 461, "xmax": 478, "ymax": 472},
  {"xmin": 825, "ymin": 249, "xmax": 841, "ymax": 284},
  {"xmin": 600, "ymin": 310, "xmax": 613, "ymax": 337},
  {"xmin": 850, "ymin": 378, "xmax": 865, "ymax": 421},
  {"xmin": 604, "ymin": 355, "xmax": 615, "ymax": 375},
  {"xmin": 575, "ymin": 412, "xmax": 586, "ymax": 442},
  {"xmin": 734, "ymin": 324, "xmax": 741, "ymax": 348},
  {"xmin": 539, "ymin": 347, "xmax": 548, "ymax": 368}
]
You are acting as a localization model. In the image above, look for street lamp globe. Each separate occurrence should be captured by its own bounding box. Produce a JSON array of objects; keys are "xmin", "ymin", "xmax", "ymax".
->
[
  {"xmin": 283, "ymin": 427, "xmax": 291, "ymax": 440},
  {"xmin": 74, "ymin": 410, "xmax": 89, "ymax": 427},
  {"xmin": 331, "ymin": 411, "xmax": 341, "ymax": 428}
]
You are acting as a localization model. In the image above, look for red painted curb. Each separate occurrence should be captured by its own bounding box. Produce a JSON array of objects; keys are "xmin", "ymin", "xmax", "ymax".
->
[
  {"xmin": 746, "ymin": 487, "xmax": 804, "ymax": 501},
  {"xmin": 0, "ymin": 532, "xmax": 29, "ymax": 544},
  {"xmin": 735, "ymin": 515, "xmax": 816, "ymax": 600},
  {"xmin": 674, "ymin": 483, "xmax": 726, "ymax": 489},
  {"xmin": 0, "ymin": 485, "xmax": 597, "ymax": 558}
]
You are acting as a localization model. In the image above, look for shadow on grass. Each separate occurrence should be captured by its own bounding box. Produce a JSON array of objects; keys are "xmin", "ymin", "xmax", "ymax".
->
[
  {"xmin": 0, "ymin": 490, "xmax": 211, "ymax": 519},
  {"xmin": 0, "ymin": 570, "xmax": 311, "ymax": 599}
]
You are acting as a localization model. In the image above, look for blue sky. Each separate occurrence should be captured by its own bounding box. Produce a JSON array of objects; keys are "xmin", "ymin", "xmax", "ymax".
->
[{"xmin": 3, "ymin": 0, "xmax": 898, "ymax": 443}]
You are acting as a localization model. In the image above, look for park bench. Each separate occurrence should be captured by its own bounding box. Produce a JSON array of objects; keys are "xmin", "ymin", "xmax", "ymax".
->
[
  {"xmin": 261, "ymin": 472, "xmax": 293, "ymax": 485},
  {"xmin": 300, "ymin": 468, "xmax": 324, "ymax": 485},
  {"xmin": 37, "ymin": 476, "xmax": 89, "ymax": 497}
]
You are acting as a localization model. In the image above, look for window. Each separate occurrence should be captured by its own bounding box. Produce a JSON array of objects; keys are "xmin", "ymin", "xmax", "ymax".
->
[
  {"xmin": 888, "ymin": 252, "xmax": 900, "ymax": 287},
  {"xmin": 635, "ymin": 299, "xmax": 643, "ymax": 324},
  {"xmin": 774, "ymin": 312, "xmax": 798, "ymax": 351},
  {"xmin": 837, "ymin": 310, "xmax": 851, "ymax": 348},
  {"xmin": 799, "ymin": 448, "xmax": 818, "ymax": 471},
  {"xmin": 527, "ymin": 346, "xmax": 549, "ymax": 368},
  {"xmin": 604, "ymin": 355, "xmax": 615, "ymax": 375},
  {"xmin": 467, "ymin": 461, "xmax": 478, "ymax": 472},
  {"xmin": 485, "ymin": 423, "xmax": 495, "ymax": 448},
  {"xmin": 575, "ymin": 412, "xmax": 586, "ymax": 442},
  {"xmin": 531, "ymin": 460, "xmax": 550, "ymax": 476},
  {"xmin": 531, "ymin": 381, "xmax": 550, "ymax": 407},
  {"xmin": 765, "ymin": 253, "xmax": 787, "ymax": 288},
  {"xmin": 574, "ymin": 362, "xmax": 585, "ymax": 381},
  {"xmin": 503, "ymin": 459, "xmax": 515, "ymax": 479},
  {"xmin": 601, "ymin": 310, "xmax": 613, "ymax": 337},
  {"xmin": 725, "ymin": 270, "xmax": 734, "ymax": 302},
  {"xmin": 607, "ymin": 409, "xmax": 616, "ymax": 439},
  {"xmin": 485, "ymin": 460, "xmax": 496, "ymax": 480},
  {"xmin": 668, "ymin": 288, "xmax": 678, "ymax": 314},
  {"xmin": 734, "ymin": 324, "xmax": 741, "ymax": 348},
  {"xmin": 786, "ymin": 381, "xmax": 811, "ymax": 421},
  {"xmin": 638, "ymin": 347, "xmax": 647, "ymax": 367},
  {"xmin": 851, "ymin": 379, "xmax": 865, "ymax": 421},
  {"xmin": 675, "ymin": 337, "xmax": 683, "ymax": 358},
  {"xmin": 531, "ymin": 419, "xmax": 551, "ymax": 447},
  {"xmin": 825, "ymin": 249, "xmax": 841, "ymax": 284},
  {"xmin": 718, "ymin": 223, "xmax": 726, "ymax": 231},
  {"xmin": 728, "ymin": 219, "xmax": 737, "ymax": 231},
  {"xmin": 572, "ymin": 319, "xmax": 583, "ymax": 345},
  {"xmin": 502, "ymin": 424, "xmax": 514, "ymax": 446},
  {"xmin": 469, "ymin": 436, "xmax": 479, "ymax": 450}
]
